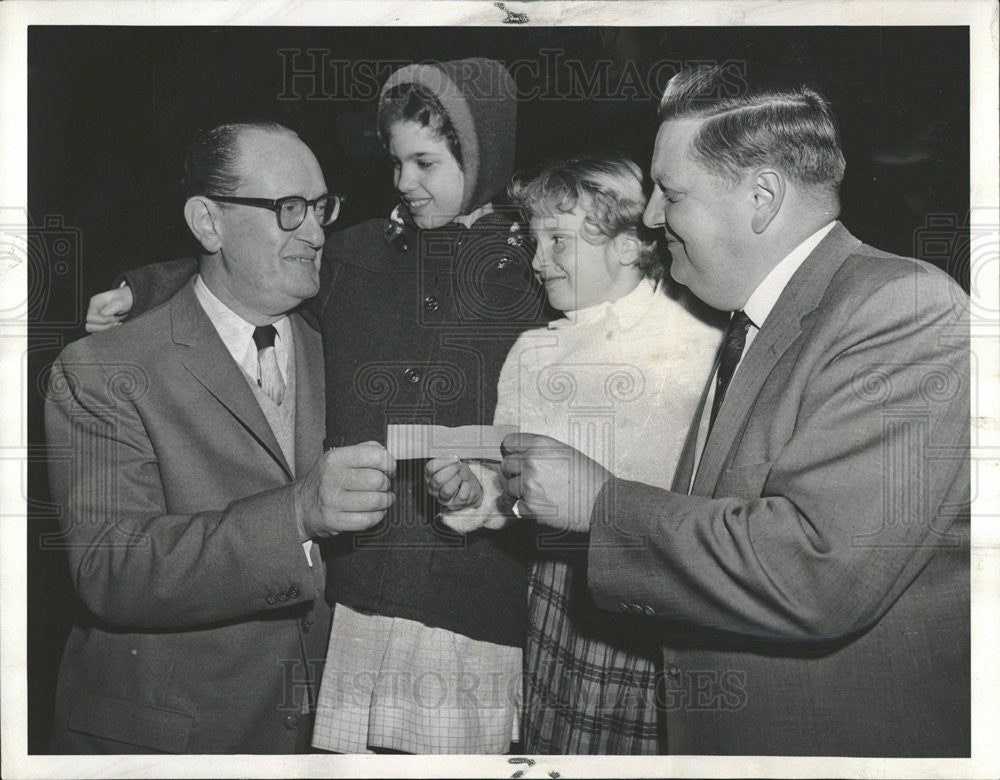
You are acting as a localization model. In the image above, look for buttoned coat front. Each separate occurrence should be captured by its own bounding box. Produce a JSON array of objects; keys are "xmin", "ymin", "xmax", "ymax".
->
[
  {"xmin": 317, "ymin": 214, "xmax": 548, "ymax": 646},
  {"xmin": 45, "ymin": 279, "xmax": 330, "ymax": 753}
]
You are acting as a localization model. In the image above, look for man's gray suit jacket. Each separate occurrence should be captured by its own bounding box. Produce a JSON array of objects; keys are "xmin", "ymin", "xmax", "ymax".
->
[
  {"xmin": 45, "ymin": 279, "xmax": 330, "ymax": 753},
  {"xmin": 587, "ymin": 223, "xmax": 970, "ymax": 757}
]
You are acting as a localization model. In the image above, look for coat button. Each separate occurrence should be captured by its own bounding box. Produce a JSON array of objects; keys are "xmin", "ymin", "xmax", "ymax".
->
[
  {"xmin": 265, "ymin": 594, "xmax": 277, "ymax": 605},
  {"xmin": 284, "ymin": 714, "xmax": 300, "ymax": 730},
  {"xmin": 495, "ymin": 256, "xmax": 512, "ymax": 270},
  {"xmin": 618, "ymin": 602, "xmax": 631, "ymax": 613},
  {"xmin": 288, "ymin": 586, "xmax": 300, "ymax": 598},
  {"xmin": 630, "ymin": 603, "xmax": 645, "ymax": 615},
  {"xmin": 643, "ymin": 605, "xmax": 656, "ymax": 616},
  {"xmin": 423, "ymin": 296, "xmax": 440, "ymax": 311},
  {"xmin": 277, "ymin": 591, "xmax": 289, "ymax": 602},
  {"xmin": 404, "ymin": 368, "xmax": 421, "ymax": 384}
]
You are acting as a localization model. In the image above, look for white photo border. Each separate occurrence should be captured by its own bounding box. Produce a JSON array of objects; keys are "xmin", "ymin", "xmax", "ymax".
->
[{"xmin": 2, "ymin": 2, "xmax": 997, "ymax": 778}]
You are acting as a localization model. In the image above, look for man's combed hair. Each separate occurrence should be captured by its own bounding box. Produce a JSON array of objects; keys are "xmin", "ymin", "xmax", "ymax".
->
[
  {"xmin": 377, "ymin": 82, "xmax": 463, "ymax": 168},
  {"xmin": 182, "ymin": 121, "xmax": 296, "ymax": 199},
  {"xmin": 508, "ymin": 153, "xmax": 664, "ymax": 281},
  {"xmin": 659, "ymin": 65, "xmax": 846, "ymax": 197}
]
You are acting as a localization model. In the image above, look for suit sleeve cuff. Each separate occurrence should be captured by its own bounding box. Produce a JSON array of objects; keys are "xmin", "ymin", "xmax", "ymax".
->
[
  {"xmin": 227, "ymin": 484, "xmax": 322, "ymax": 610},
  {"xmin": 586, "ymin": 477, "xmax": 662, "ymax": 613}
]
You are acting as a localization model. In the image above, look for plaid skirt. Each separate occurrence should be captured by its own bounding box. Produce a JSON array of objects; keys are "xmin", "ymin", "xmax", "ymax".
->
[{"xmin": 522, "ymin": 558, "xmax": 662, "ymax": 754}]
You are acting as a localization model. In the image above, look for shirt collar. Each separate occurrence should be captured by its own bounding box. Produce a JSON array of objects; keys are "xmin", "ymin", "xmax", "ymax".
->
[
  {"xmin": 549, "ymin": 278, "xmax": 658, "ymax": 330},
  {"xmin": 455, "ymin": 203, "xmax": 495, "ymax": 228},
  {"xmin": 192, "ymin": 274, "xmax": 290, "ymax": 372},
  {"xmin": 743, "ymin": 221, "xmax": 836, "ymax": 329}
]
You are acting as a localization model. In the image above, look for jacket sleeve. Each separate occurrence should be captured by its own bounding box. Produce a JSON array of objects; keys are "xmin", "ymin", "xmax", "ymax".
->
[
  {"xmin": 587, "ymin": 269, "xmax": 970, "ymax": 642},
  {"xmin": 44, "ymin": 343, "xmax": 321, "ymax": 630},
  {"xmin": 119, "ymin": 258, "xmax": 199, "ymax": 318}
]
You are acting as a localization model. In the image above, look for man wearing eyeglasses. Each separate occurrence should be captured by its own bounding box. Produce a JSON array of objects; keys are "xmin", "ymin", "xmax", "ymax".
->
[{"xmin": 44, "ymin": 122, "xmax": 396, "ymax": 753}]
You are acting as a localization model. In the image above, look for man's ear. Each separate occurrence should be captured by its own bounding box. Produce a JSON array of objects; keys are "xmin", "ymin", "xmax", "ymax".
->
[
  {"xmin": 184, "ymin": 196, "xmax": 223, "ymax": 254},
  {"xmin": 612, "ymin": 232, "xmax": 642, "ymax": 267},
  {"xmin": 749, "ymin": 169, "xmax": 784, "ymax": 234}
]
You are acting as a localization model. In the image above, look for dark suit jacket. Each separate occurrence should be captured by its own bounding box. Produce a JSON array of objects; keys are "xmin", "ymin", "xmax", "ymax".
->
[
  {"xmin": 587, "ymin": 223, "xmax": 970, "ymax": 756},
  {"xmin": 44, "ymin": 279, "xmax": 330, "ymax": 753}
]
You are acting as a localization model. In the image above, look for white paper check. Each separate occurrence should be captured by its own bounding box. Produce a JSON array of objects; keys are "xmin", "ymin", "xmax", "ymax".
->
[{"xmin": 386, "ymin": 424, "xmax": 519, "ymax": 461}]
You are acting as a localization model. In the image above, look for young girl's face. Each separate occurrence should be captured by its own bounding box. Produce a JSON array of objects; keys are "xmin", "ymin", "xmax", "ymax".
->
[
  {"xmin": 530, "ymin": 205, "xmax": 633, "ymax": 313},
  {"xmin": 387, "ymin": 120, "xmax": 465, "ymax": 229}
]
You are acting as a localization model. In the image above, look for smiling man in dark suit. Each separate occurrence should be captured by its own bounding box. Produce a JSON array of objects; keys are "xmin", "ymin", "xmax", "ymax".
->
[
  {"xmin": 45, "ymin": 122, "xmax": 396, "ymax": 753},
  {"xmin": 500, "ymin": 66, "xmax": 970, "ymax": 756}
]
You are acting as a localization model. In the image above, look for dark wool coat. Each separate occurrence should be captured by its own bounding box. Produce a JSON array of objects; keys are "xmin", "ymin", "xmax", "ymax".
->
[{"xmin": 316, "ymin": 212, "xmax": 548, "ymax": 645}]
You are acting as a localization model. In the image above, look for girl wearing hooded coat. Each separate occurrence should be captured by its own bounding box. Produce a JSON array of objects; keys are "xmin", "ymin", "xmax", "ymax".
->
[{"xmin": 310, "ymin": 59, "xmax": 547, "ymax": 754}]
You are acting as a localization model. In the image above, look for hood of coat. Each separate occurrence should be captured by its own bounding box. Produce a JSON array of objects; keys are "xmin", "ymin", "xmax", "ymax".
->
[{"xmin": 379, "ymin": 58, "xmax": 518, "ymax": 216}]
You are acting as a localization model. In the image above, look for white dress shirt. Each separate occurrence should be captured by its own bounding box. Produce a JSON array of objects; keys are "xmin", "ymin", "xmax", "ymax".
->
[
  {"xmin": 688, "ymin": 221, "xmax": 836, "ymax": 487},
  {"xmin": 735, "ymin": 221, "xmax": 836, "ymax": 379},
  {"xmin": 193, "ymin": 275, "xmax": 291, "ymax": 383},
  {"xmin": 192, "ymin": 275, "xmax": 312, "ymax": 564}
]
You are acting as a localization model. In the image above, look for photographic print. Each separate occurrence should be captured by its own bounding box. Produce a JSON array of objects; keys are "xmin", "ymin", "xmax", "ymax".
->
[{"xmin": 2, "ymin": 2, "xmax": 997, "ymax": 778}]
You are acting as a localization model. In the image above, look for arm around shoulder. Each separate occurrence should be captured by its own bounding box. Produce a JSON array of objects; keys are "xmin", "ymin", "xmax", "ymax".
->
[{"xmin": 119, "ymin": 257, "xmax": 199, "ymax": 318}]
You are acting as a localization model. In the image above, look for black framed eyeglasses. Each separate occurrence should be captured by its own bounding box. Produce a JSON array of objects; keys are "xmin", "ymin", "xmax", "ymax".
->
[{"xmin": 210, "ymin": 193, "xmax": 345, "ymax": 231}]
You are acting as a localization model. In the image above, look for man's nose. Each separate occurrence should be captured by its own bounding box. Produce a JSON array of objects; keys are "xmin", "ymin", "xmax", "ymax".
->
[
  {"xmin": 642, "ymin": 192, "xmax": 664, "ymax": 229},
  {"xmin": 295, "ymin": 204, "xmax": 326, "ymax": 248}
]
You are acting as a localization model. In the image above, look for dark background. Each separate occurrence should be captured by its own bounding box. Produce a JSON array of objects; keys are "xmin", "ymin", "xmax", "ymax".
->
[{"xmin": 26, "ymin": 25, "xmax": 969, "ymax": 752}]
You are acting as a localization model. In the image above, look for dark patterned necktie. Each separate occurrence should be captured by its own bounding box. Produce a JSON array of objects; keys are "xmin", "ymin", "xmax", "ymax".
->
[
  {"xmin": 252, "ymin": 325, "xmax": 285, "ymax": 406},
  {"xmin": 709, "ymin": 310, "xmax": 752, "ymax": 430}
]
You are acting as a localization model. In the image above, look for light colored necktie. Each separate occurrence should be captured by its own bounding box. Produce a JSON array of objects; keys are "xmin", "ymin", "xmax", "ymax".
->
[{"xmin": 252, "ymin": 325, "xmax": 285, "ymax": 405}]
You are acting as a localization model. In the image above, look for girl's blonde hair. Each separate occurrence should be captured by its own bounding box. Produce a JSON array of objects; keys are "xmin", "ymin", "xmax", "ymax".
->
[{"xmin": 508, "ymin": 153, "xmax": 663, "ymax": 280}]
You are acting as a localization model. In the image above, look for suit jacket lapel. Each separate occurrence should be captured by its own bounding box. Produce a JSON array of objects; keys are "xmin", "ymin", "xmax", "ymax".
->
[
  {"xmin": 170, "ymin": 280, "xmax": 292, "ymax": 478},
  {"xmin": 289, "ymin": 312, "xmax": 325, "ymax": 479},
  {"xmin": 672, "ymin": 357, "xmax": 718, "ymax": 493},
  {"xmin": 693, "ymin": 222, "xmax": 864, "ymax": 495}
]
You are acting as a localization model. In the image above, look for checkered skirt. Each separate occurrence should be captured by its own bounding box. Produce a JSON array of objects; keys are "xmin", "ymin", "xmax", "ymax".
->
[{"xmin": 312, "ymin": 603, "xmax": 521, "ymax": 754}]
